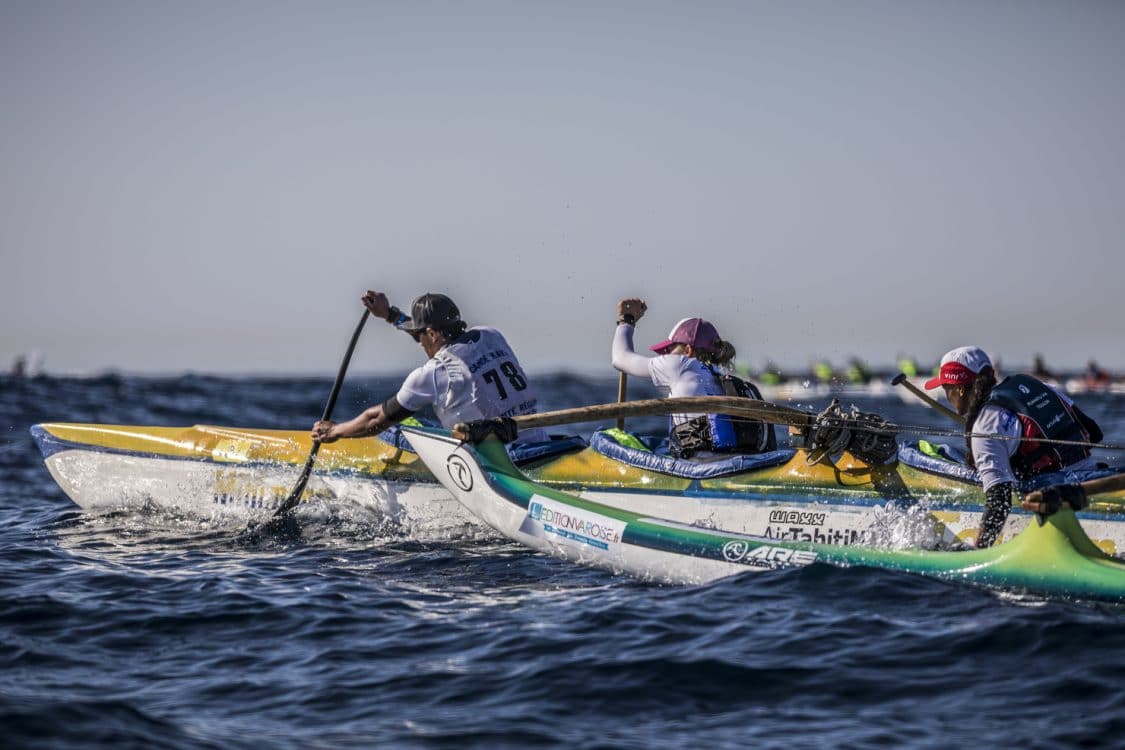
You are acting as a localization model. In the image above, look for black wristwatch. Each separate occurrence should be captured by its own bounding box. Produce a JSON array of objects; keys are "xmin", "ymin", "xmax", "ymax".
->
[
  {"xmin": 385, "ymin": 306, "xmax": 408, "ymax": 326},
  {"xmin": 617, "ymin": 313, "xmax": 636, "ymax": 326}
]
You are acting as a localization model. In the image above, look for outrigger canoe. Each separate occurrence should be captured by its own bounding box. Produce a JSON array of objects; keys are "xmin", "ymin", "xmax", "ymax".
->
[
  {"xmin": 30, "ymin": 418, "xmax": 1125, "ymax": 552},
  {"xmin": 402, "ymin": 426, "xmax": 1125, "ymax": 602}
]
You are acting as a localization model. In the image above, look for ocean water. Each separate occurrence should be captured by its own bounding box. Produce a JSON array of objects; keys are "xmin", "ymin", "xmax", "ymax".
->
[{"xmin": 2, "ymin": 373, "xmax": 1124, "ymax": 749}]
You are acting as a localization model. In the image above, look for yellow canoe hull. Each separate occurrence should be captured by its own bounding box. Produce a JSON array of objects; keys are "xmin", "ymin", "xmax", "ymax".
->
[{"xmin": 31, "ymin": 422, "xmax": 1125, "ymax": 553}]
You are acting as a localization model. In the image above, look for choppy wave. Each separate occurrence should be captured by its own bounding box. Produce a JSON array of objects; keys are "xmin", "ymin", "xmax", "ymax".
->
[{"xmin": 2, "ymin": 374, "xmax": 1124, "ymax": 748}]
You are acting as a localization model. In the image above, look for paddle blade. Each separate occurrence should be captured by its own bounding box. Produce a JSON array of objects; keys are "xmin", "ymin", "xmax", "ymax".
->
[
  {"xmin": 239, "ymin": 308, "xmax": 369, "ymax": 540},
  {"xmin": 238, "ymin": 512, "xmax": 303, "ymax": 545},
  {"xmin": 237, "ymin": 443, "xmax": 319, "ymax": 539}
]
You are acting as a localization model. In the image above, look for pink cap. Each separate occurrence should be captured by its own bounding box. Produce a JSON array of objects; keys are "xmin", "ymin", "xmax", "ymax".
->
[
  {"xmin": 924, "ymin": 346, "xmax": 993, "ymax": 389},
  {"xmin": 650, "ymin": 318, "xmax": 720, "ymax": 355}
]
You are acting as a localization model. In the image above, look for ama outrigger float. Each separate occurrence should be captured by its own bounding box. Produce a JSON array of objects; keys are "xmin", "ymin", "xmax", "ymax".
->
[
  {"xmin": 401, "ymin": 425, "xmax": 1125, "ymax": 602},
  {"xmin": 31, "ymin": 396, "xmax": 1125, "ymax": 553}
]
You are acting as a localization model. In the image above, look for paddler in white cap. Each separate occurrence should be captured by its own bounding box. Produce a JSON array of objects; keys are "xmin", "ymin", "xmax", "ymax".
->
[{"xmin": 926, "ymin": 346, "xmax": 1103, "ymax": 547}]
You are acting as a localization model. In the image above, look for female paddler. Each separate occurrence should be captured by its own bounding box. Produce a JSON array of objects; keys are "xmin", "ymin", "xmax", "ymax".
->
[
  {"xmin": 925, "ymin": 346, "xmax": 1103, "ymax": 547},
  {"xmin": 611, "ymin": 298, "xmax": 775, "ymax": 458}
]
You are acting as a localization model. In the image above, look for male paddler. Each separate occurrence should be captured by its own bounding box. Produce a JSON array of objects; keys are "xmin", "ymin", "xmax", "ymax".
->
[{"xmin": 311, "ymin": 291, "xmax": 548, "ymax": 446}]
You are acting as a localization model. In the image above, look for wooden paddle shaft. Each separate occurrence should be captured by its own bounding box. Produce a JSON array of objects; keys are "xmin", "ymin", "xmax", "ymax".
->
[
  {"xmin": 271, "ymin": 309, "xmax": 370, "ymax": 520},
  {"xmin": 1075, "ymin": 472, "xmax": 1125, "ymax": 497},
  {"xmin": 510, "ymin": 396, "xmax": 814, "ymax": 431},
  {"xmin": 1022, "ymin": 471, "xmax": 1125, "ymax": 513},
  {"xmin": 616, "ymin": 372, "xmax": 627, "ymax": 431},
  {"xmin": 892, "ymin": 372, "xmax": 965, "ymax": 425}
]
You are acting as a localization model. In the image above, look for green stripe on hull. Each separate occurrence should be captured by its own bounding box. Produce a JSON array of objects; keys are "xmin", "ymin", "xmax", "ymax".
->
[{"xmin": 412, "ymin": 429, "xmax": 1125, "ymax": 602}]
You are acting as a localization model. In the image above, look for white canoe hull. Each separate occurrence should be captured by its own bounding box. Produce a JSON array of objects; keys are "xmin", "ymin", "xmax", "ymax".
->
[
  {"xmin": 402, "ymin": 427, "xmax": 1125, "ymax": 600},
  {"xmin": 43, "ymin": 448, "xmax": 474, "ymax": 532},
  {"xmin": 35, "ymin": 421, "xmax": 1125, "ymax": 554},
  {"xmin": 43, "ymin": 442, "xmax": 1125, "ymax": 552}
]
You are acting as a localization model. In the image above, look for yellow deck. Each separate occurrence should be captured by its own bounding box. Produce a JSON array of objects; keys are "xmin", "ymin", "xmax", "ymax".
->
[{"xmin": 37, "ymin": 422, "xmax": 1125, "ymax": 511}]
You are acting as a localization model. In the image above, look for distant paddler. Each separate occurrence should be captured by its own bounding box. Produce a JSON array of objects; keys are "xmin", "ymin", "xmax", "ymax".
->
[
  {"xmin": 311, "ymin": 291, "xmax": 548, "ymax": 448},
  {"xmin": 1029, "ymin": 353, "xmax": 1057, "ymax": 383},
  {"xmin": 609, "ymin": 298, "xmax": 775, "ymax": 458},
  {"xmin": 1084, "ymin": 359, "xmax": 1113, "ymax": 389},
  {"xmin": 924, "ymin": 346, "xmax": 1104, "ymax": 548},
  {"xmin": 895, "ymin": 354, "xmax": 921, "ymax": 379},
  {"xmin": 843, "ymin": 357, "xmax": 871, "ymax": 385},
  {"xmin": 758, "ymin": 361, "xmax": 784, "ymax": 387},
  {"xmin": 812, "ymin": 359, "xmax": 834, "ymax": 384}
]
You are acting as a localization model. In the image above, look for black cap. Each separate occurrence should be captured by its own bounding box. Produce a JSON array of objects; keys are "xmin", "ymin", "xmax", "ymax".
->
[{"xmin": 403, "ymin": 293, "xmax": 462, "ymax": 334}]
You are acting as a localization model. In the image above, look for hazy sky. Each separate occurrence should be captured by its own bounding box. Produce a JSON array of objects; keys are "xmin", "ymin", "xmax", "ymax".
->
[{"xmin": 3, "ymin": 1, "xmax": 1123, "ymax": 376}]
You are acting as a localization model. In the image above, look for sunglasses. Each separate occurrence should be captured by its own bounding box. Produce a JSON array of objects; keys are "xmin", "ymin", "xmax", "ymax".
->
[{"xmin": 409, "ymin": 328, "xmax": 428, "ymax": 343}]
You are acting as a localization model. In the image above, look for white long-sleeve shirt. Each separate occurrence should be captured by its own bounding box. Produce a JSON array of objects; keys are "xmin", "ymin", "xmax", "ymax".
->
[{"xmin": 612, "ymin": 323, "xmax": 723, "ymax": 426}]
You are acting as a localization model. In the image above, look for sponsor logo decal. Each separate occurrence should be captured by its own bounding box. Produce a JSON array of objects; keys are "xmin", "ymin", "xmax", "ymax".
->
[
  {"xmin": 523, "ymin": 496, "xmax": 626, "ymax": 551},
  {"xmin": 210, "ymin": 481, "xmax": 328, "ymax": 509},
  {"xmin": 762, "ymin": 509, "xmax": 868, "ymax": 544},
  {"xmin": 768, "ymin": 510, "xmax": 826, "ymax": 526},
  {"xmin": 446, "ymin": 454, "xmax": 474, "ymax": 492},
  {"xmin": 212, "ymin": 469, "xmax": 322, "ymax": 508},
  {"xmin": 762, "ymin": 525, "xmax": 869, "ymax": 545},
  {"xmin": 721, "ymin": 540, "xmax": 818, "ymax": 568}
]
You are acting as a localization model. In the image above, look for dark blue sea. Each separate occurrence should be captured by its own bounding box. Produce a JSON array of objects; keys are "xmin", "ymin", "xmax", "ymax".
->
[{"xmin": 3, "ymin": 373, "xmax": 1124, "ymax": 749}]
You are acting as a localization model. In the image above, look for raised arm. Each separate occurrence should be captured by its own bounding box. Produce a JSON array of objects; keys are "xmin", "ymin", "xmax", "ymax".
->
[
  {"xmin": 362, "ymin": 290, "xmax": 411, "ymax": 330},
  {"xmin": 611, "ymin": 298, "xmax": 653, "ymax": 378}
]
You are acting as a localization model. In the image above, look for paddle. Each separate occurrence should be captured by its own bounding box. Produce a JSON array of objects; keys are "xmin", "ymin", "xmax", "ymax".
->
[
  {"xmin": 247, "ymin": 309, "xmax": 370, "ymax": 536},
  {"xmin": 453, "ymin": 395, "xmax": 815, "ymax": 440},
  {"xmin": 891, "ymin": 372, "xmax": 965, "ymax": 425},
  {"xmin": 1022, "ymin": 472, "xmax": 1125, "ymax": 513},
  {"xmin": 615, "ymin": 372, "xmax": 628, "ymax": 430}
]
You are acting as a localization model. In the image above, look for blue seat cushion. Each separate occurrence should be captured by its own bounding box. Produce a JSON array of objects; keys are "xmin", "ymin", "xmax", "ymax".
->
[{"xmin": 589, "ymin": 429, "xmax": 795, "ymax": 479}]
